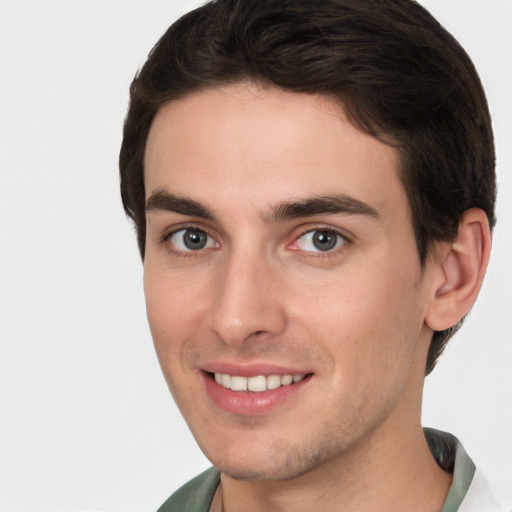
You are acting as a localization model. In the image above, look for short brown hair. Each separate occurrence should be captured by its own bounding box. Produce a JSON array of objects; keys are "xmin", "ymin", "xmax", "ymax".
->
[{"xmin": 119, "ymin": 0, "xmax": 496, "ymax": 374}]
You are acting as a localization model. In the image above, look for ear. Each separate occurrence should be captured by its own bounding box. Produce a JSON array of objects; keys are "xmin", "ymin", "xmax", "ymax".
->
[{"xmin": 425, "ymin": 208, "xmax": 491, "ymax": 332}]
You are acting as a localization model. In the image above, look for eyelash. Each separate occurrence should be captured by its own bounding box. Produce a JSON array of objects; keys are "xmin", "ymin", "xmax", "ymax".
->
[
  {"xmin": 291, "ymin": 227, "xmax": 351, "ymax": 258},
  {"xmin": 160, "ymin": 224, "xmax": 352, "ymax": 258},
  {"xmin": 161, "ymin": 225, "xmax": 216, "ymax": 258}
]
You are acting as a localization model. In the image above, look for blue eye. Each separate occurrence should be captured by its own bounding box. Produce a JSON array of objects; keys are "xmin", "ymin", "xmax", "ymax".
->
[
  {"xmin": 169, "ymin": 229, "xmax": 216, "ymax": 251},
  {"xmin": 296, "ymin": 230, "xmax": 346, "ymax": 252}
]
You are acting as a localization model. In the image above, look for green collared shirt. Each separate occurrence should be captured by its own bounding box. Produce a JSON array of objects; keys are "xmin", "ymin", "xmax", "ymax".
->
[{"xmin": 157, "ymin": 428, "xmax": 502, "ymax": 512}]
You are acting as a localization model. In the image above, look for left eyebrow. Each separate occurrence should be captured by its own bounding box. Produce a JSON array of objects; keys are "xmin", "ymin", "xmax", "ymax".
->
[{"xmin": 263, "ymin": 195, "xmax": 380, "ymax": 222}]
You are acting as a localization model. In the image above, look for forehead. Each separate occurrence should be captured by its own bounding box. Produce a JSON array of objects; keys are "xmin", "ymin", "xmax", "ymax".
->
[{"xmin": 144, "ymin": 83, "xmax": 406, "ymax": 220}]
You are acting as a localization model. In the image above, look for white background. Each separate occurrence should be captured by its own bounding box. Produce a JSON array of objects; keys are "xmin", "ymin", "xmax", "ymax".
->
[{"xmin": 0, "ymin": 1, "xmax": 511, "ymax": 511}]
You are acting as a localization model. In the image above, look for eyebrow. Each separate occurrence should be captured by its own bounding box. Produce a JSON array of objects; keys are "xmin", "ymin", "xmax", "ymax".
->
[
  {"xmin": 145, "ymin": 190, "xmax": 380, "ymax": 222},
  {"xmin": 264, "ymin": 195, "xmax": 380, "ymax": 222},
  {"xmin": 146, "ymin": 190, "xmax": 215, "ymax": 219}
]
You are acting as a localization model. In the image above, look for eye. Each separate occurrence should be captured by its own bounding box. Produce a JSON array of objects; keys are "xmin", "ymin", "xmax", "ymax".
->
[
  {"xmin": 168, "ymin": 228, "xmax": 217, "ymax": 252},
  {"xmin": 295, "ymin": 229, "xmax": 347, "ymax": 252}
]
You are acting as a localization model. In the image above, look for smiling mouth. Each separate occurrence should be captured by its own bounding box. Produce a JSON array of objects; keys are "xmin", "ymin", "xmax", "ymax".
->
[{"xmin": 211, "ymin": 372, "xmax": 308, "ymax": 392}]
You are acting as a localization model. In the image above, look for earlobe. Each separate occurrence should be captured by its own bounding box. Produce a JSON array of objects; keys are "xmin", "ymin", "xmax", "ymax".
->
[{"xmin": 425, "ymin": 208, "xmax": 491, "ymax": 332}]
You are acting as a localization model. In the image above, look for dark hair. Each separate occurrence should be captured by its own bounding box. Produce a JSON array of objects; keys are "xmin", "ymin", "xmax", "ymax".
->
[{"xmin": 119, "ymin": 0, "xmax": 496, "ymax": 374}]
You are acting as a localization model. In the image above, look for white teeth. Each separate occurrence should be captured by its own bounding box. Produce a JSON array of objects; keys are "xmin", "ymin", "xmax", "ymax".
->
[
  {"xmin": 266, "ymin": 375, "xmax": 282, "ymax": 390},
  {"xmin": 281, "ymin": 374, "xmax": 293, "ymax": 386},
  {"xmin": 221, "ymin": 374, "xmax": 231, "ymax": 388},
  {"xmin": 213, "ymin": 373, "xmax": 306, "ymax": 392},
  {"xmin": 230, "ymin": 376, "xmax": 248, "ymax": 391},
  {"xmin": 248, "ymin": 375, "xmax": 267, "ymax": 392}
]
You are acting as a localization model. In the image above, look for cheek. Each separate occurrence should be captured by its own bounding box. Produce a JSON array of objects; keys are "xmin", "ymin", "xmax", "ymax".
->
[
  {"xmin": 289, "ymin": 261, "xmax": 424, "ymax": 378},
  {"xmin": 144, "ymin": 268, "xmax": 205, "ymax": 360},
  {"xmin": 143, "ymin": 269, "xmax": 208, "ymax": 413}
]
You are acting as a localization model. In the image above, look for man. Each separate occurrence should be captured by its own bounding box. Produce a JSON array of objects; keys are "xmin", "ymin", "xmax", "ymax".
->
[{"xmin": 119, "ymin": 0, "xmax": 507, "ymax": 510}]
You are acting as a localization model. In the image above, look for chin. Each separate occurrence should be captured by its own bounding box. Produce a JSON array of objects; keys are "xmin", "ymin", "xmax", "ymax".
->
[{"xmin": 202, "ymin": 436, "xmax": 335, "ymax": 482}]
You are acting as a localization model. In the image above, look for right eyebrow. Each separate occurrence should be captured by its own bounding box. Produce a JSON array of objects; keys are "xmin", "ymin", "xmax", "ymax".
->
[
  {"xmin": 264, "ymin": 194, "xmax": 380, "ymax": 223},
  {"xmin": 145, "ymin": 190, "xmax": 215, "ymax": 220}
]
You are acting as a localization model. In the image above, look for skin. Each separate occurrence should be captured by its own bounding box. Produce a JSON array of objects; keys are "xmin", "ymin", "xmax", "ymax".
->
[{"xmin": 143, "ymin": 83, "xmax": 453, "ymax": 511}]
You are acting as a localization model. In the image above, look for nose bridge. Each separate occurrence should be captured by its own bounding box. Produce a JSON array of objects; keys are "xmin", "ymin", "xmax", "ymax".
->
[{"xmin": 210, "ymin": 242, "xmax": 286, "ymax": 345}]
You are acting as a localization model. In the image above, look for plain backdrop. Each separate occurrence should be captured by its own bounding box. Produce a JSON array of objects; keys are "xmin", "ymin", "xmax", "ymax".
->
[{"xmin": 1, "ymin": 1, "xmax": 511, "ymax": 511}]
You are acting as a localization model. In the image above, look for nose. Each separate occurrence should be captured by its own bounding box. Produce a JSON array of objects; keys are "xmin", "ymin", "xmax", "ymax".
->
[{"xmin": 209, "ymin": 249, "xmax": 287, "ymax": 346}]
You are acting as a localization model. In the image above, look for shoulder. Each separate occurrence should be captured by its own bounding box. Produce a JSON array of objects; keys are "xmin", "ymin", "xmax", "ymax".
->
[{"xmin": 156, "ymin": 467, "xmax": 220, "ymax": 512}]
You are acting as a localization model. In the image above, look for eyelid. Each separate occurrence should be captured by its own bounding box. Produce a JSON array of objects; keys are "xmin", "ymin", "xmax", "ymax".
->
[
  {"xmin": 161, "ymin": 223, "xmax": 221, "ymax": 254},
  {"xmin": 161, "ymin": 222, "xmax": 216, "ymax": 242},
  {"xmin": 288, "ymin": 225, "xmax": 353, "ymax": 254},
  {"xmin": 157, "ymin": 222, "xmax": 352, "ymax": 256},
  {"xmin": 297, "ymin": 225, "xmax": 352, "ymax": 241}
]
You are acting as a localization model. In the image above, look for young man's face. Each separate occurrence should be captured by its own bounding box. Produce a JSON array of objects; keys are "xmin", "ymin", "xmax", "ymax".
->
[{"xmin": 143, "ymin": 83, "xmax": 438, "ymax": 481}]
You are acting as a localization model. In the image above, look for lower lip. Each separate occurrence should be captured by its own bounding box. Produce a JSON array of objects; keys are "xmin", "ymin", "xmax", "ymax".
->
[{"xmin": 202, "ymin": 372, "xmax": 310, "ymax": 416}]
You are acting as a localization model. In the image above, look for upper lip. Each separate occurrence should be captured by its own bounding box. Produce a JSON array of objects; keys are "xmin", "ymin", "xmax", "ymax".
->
[{"xmin": 201, "ymin": 361, "xmax": 312, "ymax": 377}]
